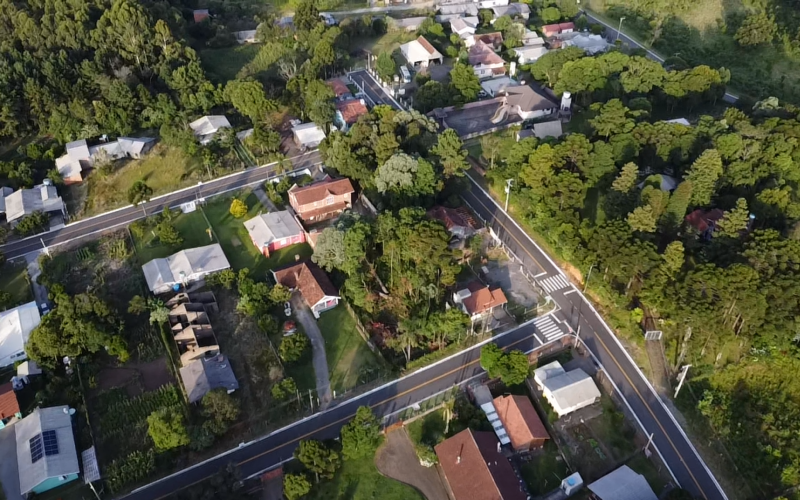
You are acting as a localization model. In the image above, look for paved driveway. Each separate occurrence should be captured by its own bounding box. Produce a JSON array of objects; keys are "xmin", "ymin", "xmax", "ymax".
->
[
  {"xmin": 375, "ymin": 428, "xmax": 450, "ymax": 500},
  {"xmin": 291, "ymin": 295, "xmax": 333, "ymax": 410}
]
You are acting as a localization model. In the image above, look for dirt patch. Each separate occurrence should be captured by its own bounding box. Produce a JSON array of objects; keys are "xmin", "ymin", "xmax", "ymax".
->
[
  {"xmin": 94, "ymin": 358, "xmax": 173, "ymax": 395},
  {"xmin": 375, "ymin": 428, "xmax": 450, "ymax": 500}
]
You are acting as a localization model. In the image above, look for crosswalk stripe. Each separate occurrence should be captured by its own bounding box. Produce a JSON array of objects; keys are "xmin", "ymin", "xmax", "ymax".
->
[
  {"xmin": 537, "ymin": 274, "xmax": 572, "ymax": 293},
  {"xmin": 533, "ymin": 315, "xmax": 566, "ymax": 342}
]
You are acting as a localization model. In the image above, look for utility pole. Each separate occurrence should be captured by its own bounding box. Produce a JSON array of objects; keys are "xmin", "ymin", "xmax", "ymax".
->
[
  {"xmin": 504, "ymin": 179, "xmax": 514, "ymax": 212},
  {"xmin": 616, "ymin": 17, "xmax": 626, "ymax": 42},
  {"xmin": 643, "ymin": 432, "xmax": 654, "ymax": 457},
  {"xmin": 674, "ymin": 364, "xmax": 691, "ymax": 399},
  {"xmin": 308, "ymin": 389, "xmax": 314, "ymax": 412},
  {"xmin": 583, "ymin": 263, "xmax": 594, "ymax": 293}
]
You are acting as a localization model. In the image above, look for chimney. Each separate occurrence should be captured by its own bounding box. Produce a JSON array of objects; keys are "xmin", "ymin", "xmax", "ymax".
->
[
  {"xmin": 295, "ymin": 254, "xmax": 300, "ymax": 262},
  {"xmin": 456, "ymin": 455, "xmax": 461, "ymax": 464},
  {"xmin": 497, "ymin": 442, "xmax": 500, "ymax": 453}
]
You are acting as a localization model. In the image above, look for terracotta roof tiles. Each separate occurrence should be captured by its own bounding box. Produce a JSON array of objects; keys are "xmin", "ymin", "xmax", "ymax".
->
[
  {"xmin": 273, "ymin": 261, "xmax": 339, "ymax": 308},
  {"xmin": 288, "ymin": 177, "xmax": 355, "ymax": 206},
  {"xmin": 0, "ymin": 382, "xmax": 20, "ymax": 419},
  {"xmin": 493, "ymin": 394, "xmax": 549, "ymax": 449}
]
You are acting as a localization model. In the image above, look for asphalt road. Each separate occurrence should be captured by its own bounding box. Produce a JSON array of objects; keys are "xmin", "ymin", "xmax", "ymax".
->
[
  {"xmin": 348, "ymin": 69, "xmax": 404, "ymax": 110},
  {"xmin": 461, "ymin": 176, "xmax": 727, "ymax": 500},
  {"xmin": 0, "ymin": 151, "xmax": 322, "ymax": 261},
  {"xmin": 120, "ymin": 316, "xmax": 565, "ymax": 500}
]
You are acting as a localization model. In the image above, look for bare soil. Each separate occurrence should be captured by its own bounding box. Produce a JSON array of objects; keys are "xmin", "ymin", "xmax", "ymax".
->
[
  {"xmin": 94, "ymin": 358, "xmax": 174, "ymax": 396},
  {"xmin": 375, "ymin": 428, "xmax": 450, "ymax": 500}
]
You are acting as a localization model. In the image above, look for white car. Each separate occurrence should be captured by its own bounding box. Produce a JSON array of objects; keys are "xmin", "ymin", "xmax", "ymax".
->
[{"xmin": 284, "ymin": 302, "xmax": 292, "ymax": 317}]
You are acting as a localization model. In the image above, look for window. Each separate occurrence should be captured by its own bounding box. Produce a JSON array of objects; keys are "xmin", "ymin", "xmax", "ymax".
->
[{"xmin": 326, "ymin": 195, "xmax": 334, "ymax": 206}]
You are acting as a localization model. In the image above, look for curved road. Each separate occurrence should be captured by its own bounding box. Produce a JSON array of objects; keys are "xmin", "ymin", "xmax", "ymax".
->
[{"xmin": 0, "ymin": 151, "xmax": 322, "ymax": 261}]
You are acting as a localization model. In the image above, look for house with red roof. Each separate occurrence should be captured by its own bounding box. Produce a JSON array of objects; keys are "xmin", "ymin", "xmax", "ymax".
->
[
  {"xmin": 493, "ymin": 394, "xmax": 550, "ymax": 451},
  {"xmin": 288, "ymin": 177, "xmax": 355, "ymax": 223},
  {"xmin": 272, "ymin": 261, "xmax": 340, "ymax": 317},
  {"xmin": 542, "ymin": 22, "xmax": 575, "ymax": 38},
  {"xmin": 454, "ymin": 281, "xmax": 508, "ymax": 332},
  {"xmin": 334, "ymin": 99, "xmax": 369, "ymax": 132},
  {"xmin": 0, "ymin": 382, "xmax": 21, "ymax": 427},
  {"xmin": 327, "ymin": 78, "xmax": 353, "ymax": 101},
  {"xmin": 427, "ymin": 205, "xmax": 477, "ymax": 240}
]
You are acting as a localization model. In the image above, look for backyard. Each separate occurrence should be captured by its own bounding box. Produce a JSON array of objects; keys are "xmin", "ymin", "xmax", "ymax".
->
[
  {"xmin": 519, "ymin": 441, "xmax": 570, "ymax": 496},
  {"xmin": 318, "ymin": 306, "xmax": 388, "ymax": 394},
  {"xmin": 69, "ymin": 145, "xmax": 205, "ymax": 219},
  {"xmin": 130, "ymin": 209, "xmax": 215, "ymax": 265},
  {"xmin": 0, "ymin": 260, "xmax": 32, "ymax": 308},
  {"xmin": 199, "ymin": 44, "xmax": 261, "ymax": 83},
  {"xmin": 200, "ymin": 190, "xmax": 313, "ymax": 277}
]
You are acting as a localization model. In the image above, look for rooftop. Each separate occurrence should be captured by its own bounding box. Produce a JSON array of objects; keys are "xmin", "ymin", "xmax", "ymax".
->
[
  {"xmin": 502, "ymin": 85, "xmax": 557, "ymax": 112},
  {"xmin": 288, "ymin": 177, "xmax": 355, "ymax": 206},
  {"xmin": 327, "ymin": 78, "xmax": 352, "ymax": 98},
  {"xmin": 493, "ymin": 394, "xmax": 549, "ymax": 449},
  {"xmin": 179, "ymin": 354, "xmax": 239, "ymax": 403},
  {"xmin": 459, "ymin": 281, "xmax": 508, "ymax": 316},
  {"xmin": 16, "ymin": 406, "xmax": 80, "ymax": 495},
  {"xmin": 142, "ymin": 244, "xmax": 231, "ymax": 292},
  {"xmin": 272, "ymin": 260, "xmax": 339, "ymax": 308},
  {"xmin": 3, "ymin": 185, "xmax": 63, "ymax": 223},
  {"xmin": 244, "ymin": 211, "xmax": 304, "ymax": 248},
  {"xmin": 0, "ymin": 301, "xmax": 41, "ymax": 367},
  {"xmin": 588, "ymin": 465, "xmax": 658, "ymax": 500},
  {"xmin": 469, "ymin": 41, "xmax": 505, "ymax": 66},
  {"xmin": 189, "ymin": 115, "xmax": 231, "ymax": 138},
  {"xmin": 0, "ymin": 383, "xmax": 20, "ymax": 419},
  {"xmin": 292, "ymin": 122, "xmax": 327, "ymax": 145},
  {"xmin": 336, "ymin": 99, "xmax": 369, "ymax": 125},
  {"xmin": 401, "ymin": 36, "xmax": 444, "ymax": 62}
]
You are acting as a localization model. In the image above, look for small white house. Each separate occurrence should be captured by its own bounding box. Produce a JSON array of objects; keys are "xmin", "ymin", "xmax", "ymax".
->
[
  {"xmin": 292, "ymin": 123, "xmax": 327, "ymax": 150},
  {"xmin": 533, "ymin": 361, "xmax": 601, "ymax": 417},
  {"xmin": 514, "ymin": 45, "xmax": 550, "ymax": 64},
  {"xmin": 450, "ymin": 17, "xmax": 478, "ymax": 38},
  {"xmin": 522, "ymin": 29, "xmax": 545, "ymax": 47},
  {"xmin": 189, "ymin": 115, "xmax": 232, "ymax": 145},
  {"xmin": 233, "ymin": 30, "xmax": 258, "ymax": 43},
  {"xmin": 142, "ymin": 244, "xmax": 231, "ymax": 294},
  {"xmin": 0, "ymin": 302, "xmax": 41, "ymax": 367},
  {"xmin": 400, "ymin": 36, "xmax": 444, "ymax": 68}
]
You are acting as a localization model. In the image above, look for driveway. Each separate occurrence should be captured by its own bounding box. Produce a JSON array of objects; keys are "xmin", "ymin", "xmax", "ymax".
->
[
  {"xmin": 25, "ymin": 250, "xmax": 48, "ymax": 307},
  {"xmin": 375, "ymin": 428, "xmax": 450, "ymax": 500},
  {"xmin": 291, "ymin": 295, "xmax": 333, "ymax": 410}
]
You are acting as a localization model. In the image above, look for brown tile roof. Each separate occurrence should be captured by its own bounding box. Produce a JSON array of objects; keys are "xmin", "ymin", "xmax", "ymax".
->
[
  {"xmin": 468, "ymin": 41, "xmax": 505, "ymax": 66},
  {"xmin": 685, "ymin": 208, "xmax": 724, "ymax": 232},
  {"xmin": 327, "ymin": 78, "xmax": 352, "ymax": 98},
  {"xmin": 474, "ymin": 32, "xmax": 504, "ymax": 48},
  {"xmin": 336, "ymin": 99, "xmax": 369, "ymax": 125},
  {"xmin": 427, "ymin": 206, "xmax": 469, "ymax": 231},
  {"xmin": 435, "ymin": 429, "xmax": 526, "ymax": 500},
  {"xmin": 417, "ymin": 35, "xmax": 438, "ymax": 55},
  {"xmin": 0, "ymin": 383, "xmax": 20, "ymax": 419},
  {"xmin": 462, "ymin": 282, "xmax": 507, "ymax": 315},
  {"xmin": 273, "ymin": 261, "xmax": 339, "ymax": 307},
  {"xmin": 493, "ymin": 395, "xmax": 549, "ymax": 449},
  {"xmin": 559, "ymin": 22, "xmax": 575, "ymax": 31},
  {"xmin": 289, "ymin": 177, "xmax": 355, "ymax": 206}
]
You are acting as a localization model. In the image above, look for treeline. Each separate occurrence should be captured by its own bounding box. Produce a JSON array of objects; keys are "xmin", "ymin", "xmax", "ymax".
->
[
  {"xmin": 487, "ymin": 94, "xmax": 800, "ymax": 493},
  {"xmin": 527, "ymin": 48, "xmax": 730, "ymax": 107}
]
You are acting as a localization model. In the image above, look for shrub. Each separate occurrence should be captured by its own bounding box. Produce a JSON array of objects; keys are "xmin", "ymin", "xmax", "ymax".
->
[
  {"xmin": 229, "ymin": 198, "xmax": 249, "ymax": 218},
  {"xmin": 146, "ymin": 407, "xmax": 190, "ymax": 451},
  {"xmin": 279, "ymin": 333, "xmax": 309, "ymax": 363}
]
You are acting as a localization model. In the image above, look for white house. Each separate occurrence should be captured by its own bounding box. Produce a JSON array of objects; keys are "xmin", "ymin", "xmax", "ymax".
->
[
  {"xmin": 16, "ymin": 406, "xmax": 80, "ymax": 495},
  {"xmin": 522, "ymin": 29, "xmax": 545, "ymax": 47},
  {"xmin": 517, "ymin": 120, "xmax": 563, "ymax": 141},
  {"xmin": 514, "ymin": 45, "xmax": 549, "ymax": 64},
  {"xmin": 468, "ymin": 41, "xmax": 506, "ymax": 79},
  {"xmin": 2, "ymin": 185, "xmax": 64, "ymax": 225},
  {"xmin": 501, "ymin": 85, "xmax": 558, "ymax": 120},
  {"xmin": 491, "ymin": 3, "xmax": 530, "ymax": 21},
  {"xmin": 437, "ymin": 3, "xmax": 478, "ymax": 17},
  {"xmin": 533, "ymin": 361, "xmax": 601, "ymax": 417},
  {"xmin": 233, "ymin": 30, "xmax": 258, "ymax": 43},
  {"xmin": 450, "ymin": 17, "xmax": 478, "ymax": 38},
  {"xmin": 454, "ymin": 282, "xmax": 507, "ymax": 322},
  {"xmin": 292, "ymin": 122, "xmax": 327, "ymax": 150},
  {"xmin": 142, "ymin": 244, "xmax": 231, "ymax": 294},
  {"xmin": 400, "ymin": 36, "xmax": 444, "ymax": 68},
  {"xmin": 478, "ymin": 0, "xmax": 509, "ymax": 8},
  {"xmin": 55, "ymin": 137, "xmax": 156, "ymax": 184},
  {"xmin": 0, "ymin": 302, "xmax": 41, "ymax": 367},
  {"xmin": 588, "ymin": 466, "xmax": 658, "ymax": 500},
  {"xmin": 189, "ymin": 115, "xmax": 232, "ymax": 145},
  {"xmin": 272, "ymin": 261, "xmax": 341, "ymax": 318}
]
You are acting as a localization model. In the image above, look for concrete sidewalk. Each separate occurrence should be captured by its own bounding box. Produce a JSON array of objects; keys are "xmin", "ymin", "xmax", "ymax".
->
[{"xmin": 291, "ymin": 295, "xmax": 333, "ymax": 410}]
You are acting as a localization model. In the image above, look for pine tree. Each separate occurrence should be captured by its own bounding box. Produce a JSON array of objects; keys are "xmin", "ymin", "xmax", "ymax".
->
[
  {"xmin": 717, "ymin": 198, "xmax": 750, "ymax": 238},
  {"xmin": 664, "ymin": 180, "xmax": 692, "ymax": 229},
  {"xmin": 685, "ymin": 149, "xmax": 723, "ymax": 206},
  {"xmin": 612, "ymin": 162, "xmax": 639, "ymax": 193},
  {"xmin": 627, "ymin": 205, "xmax": 657, "ymax": 233}
]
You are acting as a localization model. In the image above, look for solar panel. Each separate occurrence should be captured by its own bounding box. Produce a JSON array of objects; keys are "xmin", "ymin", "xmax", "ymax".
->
[
  {"xmin": 30, "ymin": 435, "xmax": 43, "ymax": 463},
  {"xmin": 43, "ymin": 430, "xmax": 59, "ymax": 456}
]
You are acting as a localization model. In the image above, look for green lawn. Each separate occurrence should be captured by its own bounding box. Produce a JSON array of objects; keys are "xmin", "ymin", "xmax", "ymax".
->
[
  {"xmin": 318, "ymin": 306, "xmax": 386, "ymax": 393},
  {"xmin": 520, "ymin": 441, "xmax": 570, "ymax": 496},
  {"xmin": 201, "ymin": 191, "xmax": 313, "ymax": 278},
  {"xmin": 0, "ymin": 260, "xmax": 32, "ymax": 308},
  {"xmin": 304, "ymin": 452, "xmax": 423, "ymax": 500},
  {"xmin": 198, "ymin": 44, "xmax": 261, "ymax": 83},
  {"xmin": 132, "ymin": 210, "xmax": 214, "ymax": 264},
  {"xmin": 76, "ymin": 145, "xmax": 204, "ymax": 219}
]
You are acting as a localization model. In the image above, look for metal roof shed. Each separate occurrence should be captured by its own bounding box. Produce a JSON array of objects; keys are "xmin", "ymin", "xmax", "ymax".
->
[
  {"xmin": 15, "ymin": 406, "xmax": 80, "ymax": 495},
  {"xmin": 588, "ymin": 465, "xmax": 658, "ymax": 500}
]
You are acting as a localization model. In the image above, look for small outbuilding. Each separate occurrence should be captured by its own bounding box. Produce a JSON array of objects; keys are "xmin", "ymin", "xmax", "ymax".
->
[
  {"xmin": 588, "ymin": 465, "xmax": 658, "ymax": 500},
  {"xmin": 189, "ymin": 115, "xmax": 231, "ymax": 145},
  {"xmin": 400, "ymin": 36, "xmax": 444, "ymax": 68},
  {"xmin": 533, "ymin": 361, "xmax": 601, "ymax": 417},
  {"xmin": 0, "ymin": 301, "xmax": 41, "ymax": 367},
  {"xmin": 292, "ymin": 122, "xmax": 327, "ymax": 150}
]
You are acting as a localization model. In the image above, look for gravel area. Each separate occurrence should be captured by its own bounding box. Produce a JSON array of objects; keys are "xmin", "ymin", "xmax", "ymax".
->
[{"xmin": 375, "ymin": 428, "xmax": 450, "ymax": 500}]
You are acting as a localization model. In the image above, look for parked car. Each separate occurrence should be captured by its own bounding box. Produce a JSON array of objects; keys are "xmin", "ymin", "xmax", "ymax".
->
[{"xmin": 284, "ymin": 302, "xmax": 292, "ymax": 317}]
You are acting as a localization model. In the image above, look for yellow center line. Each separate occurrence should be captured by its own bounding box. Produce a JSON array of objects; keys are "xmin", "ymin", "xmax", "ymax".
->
[{"xmin": 464, "ymin": 183, "xmax": 709, "ymax": 498}]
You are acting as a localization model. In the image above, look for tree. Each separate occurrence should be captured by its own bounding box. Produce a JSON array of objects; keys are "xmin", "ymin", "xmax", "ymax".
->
[
  {"xmin": 735, "ymin": 12, "xmax": 777, "ymax": 47},
  {"xmin": 540, "ymin": 6, "xmax": 562, "ymax": 23},
  {"xmin": 684, "ymin": 149, "xmax": 722, "ymax": 206},
  {"xmin": 14, "ymin": 211, "xmax": 50, "ymax": 236},
  {"xmin": 375, "ymin": 153, "xmax": 418, "ymax": 193},
  {"xmin": 589, "ymin": 99, "xmax": 638, "ymax": 138},
  {"xmin": 664, "ymin": 180, "xmax": 692, "ymax": 229},
  {"xmin": 627, "ymin": 205, "xmax": 658, "ymax": 233},
  {"xmin": 612, "ymin": 162, "xmax": 639, "ymax": 193},
  {"xmin": 147, "ymin": 407, "xmax": 190, "ymax": 451},
  {"xmin": 294, "ymin": 439, "xmax": 341, "ymax": 482},
  {"xmin": 528, "ymin": 47, "xmax": 585, "ymax": 88},
  {"xmin": 271, "ymin": 377, "xmax": 298, "ymax": 400},
  {"xmin": 341, "ymin": 406, "xmax": 382, "ymax": 460},
  {"xmin": 156, "ymin": 220, "xmax": 183, "ymax": 246},
  {"xmin": 279, "ymin": 333, "xmax": 310, "ymax": 363},
  {"xmin": 305, "ymin": 80, "xmax": 336, "ymax": 129},
  {"xmin": 480, "ymin": 344, "xmax": 529, "ymax": 385},
  {"xmin": 432, "ymin": 129, "xmax": 469, "ymax": 178},
  {"xmin": 717, "ymin": 198, "xmax": 750, "ymax": 238},
  {"xmin": 224, "ymin": 80, "xmax": 276, "ymax": 123},
  {"xmin": 229, "ymin": 198, "xmax": 248, "ymax": 218},
  {"xmin": 376, "ymin": 52, "xmax": 396, "ymax": 82},
  {"xmin": 480, "ymin": 134, "xmax": 503, "ymax": 169},
  {"xmin": 449, "ymin": 63, "xmax": 481, "ymax": 102},
  {"xmin": 128, "ymin": 180, "xmax": 153, "ymax": 209},
  {"xmin": 294, "ymin": 0, "xmax": 320, "ymax": 32},
  {"xmin": 202, "ymin": 389, "xmax": 240, "ymax": 426},
  {"xmin": 414, "ymin": 81, "xmax": 453, "ymax": 113},
  {"xmin": 386, "ymin": 329, "xmax": 419, "ymax": 364},
  {"xmin": 284, "ymin": 473, "xmax": 312, "ymax": 500}
]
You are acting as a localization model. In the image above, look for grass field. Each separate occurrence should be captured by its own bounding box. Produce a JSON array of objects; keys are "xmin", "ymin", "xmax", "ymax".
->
[
  {"xmin": 318, "ymin": 306, "xmax": 386, "ymax": 393},
  {"xmin": 132, "ymin": 210, "xmax": 214, "ymax": 264},
  {"xmin": 0, "ymin": 261, "xmax": 32, "ymax": 308},
  {"xmin": 199, "ymin": 44, "xmax": 260, "ymax": 83},
  {"xmin": 201, "ymin": 191, "xmax": 313, "ymax": 278},
  {"xmin": 303, "ymin": 451, "xmax": 423, "ymax": 500},
  {"xmin": 76, "ymin": 145, "xmax": 204, "ymax": 219}
]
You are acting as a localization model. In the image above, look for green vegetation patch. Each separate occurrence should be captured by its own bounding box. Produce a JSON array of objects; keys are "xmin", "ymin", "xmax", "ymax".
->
[
  {"xmin": 130, "ymin": 210, "xmax": 214, "ymax": 264},
  {"xmin": 520, "ymin": 441, "xmax": 570, "ymax": 496},
  {"xmin": 304, "ymin": 453, "xmax": 423, "ymax": 500},
  {"xmin": 199, "ymin": 44, "xmax": 261, "ymax": 84},
  {"xmin": 0, "ymin": 260, "xmax": 32, "ymax": 309}
]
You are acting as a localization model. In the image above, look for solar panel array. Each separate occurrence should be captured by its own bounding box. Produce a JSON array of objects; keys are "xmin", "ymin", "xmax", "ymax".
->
[{"xmin": 29, "ymin": 430, "xmax": 59, "ymax": 463}]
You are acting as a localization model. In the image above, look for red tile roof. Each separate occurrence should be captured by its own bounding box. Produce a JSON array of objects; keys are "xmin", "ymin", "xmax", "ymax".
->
[
  {"xmin": 273, "ymin": 261, "xmax": 339, "ymax": 307},
  {"xmin": 0, "ymin": 383, "xmax": 20, "ymax": 419},
  {"xmin": 435, "ymin": 429, "xmax": 526, "ymax": 500},
  {"xmin": 493, "ymin": 395, "xmax": 549, "ymax": 449},
  {"xmin": 289, "ymin": 177, "xmax": 355, "ymax": 206},
  {"xmin": 327, "ymin": 78, "xmax": 352, "ymax": 98},
  {"xmin": 336, "ymin": 99, "xmax": 369, "ymax": 125},
  {"xmin": 193, "ymin": 9, "xmax": 209, "ymax": 22},
  {"xmin": 468, "ymin": 41, "xmax": 505, "ymax": 66},
  {"xmin": 462, "ymin": 282, "xmax": 507, "ymax": 315},
  {"xmin": 417, "ymin": 36, "xmax": 438, "ymax": 55},
  {"xmin": 427, "ymin": 206, "xmax": 470, "ymax": 231},
  {"xmin": 559, "ymin": 22, "xmax": 575, "ymax": 31},
  {"xmin": 473, "ymin": 32, "xmax": 504, "ymax": 48},
  {"xmin": 685, "ymin": 208, "xmax": 724, "ymax": 232}
]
